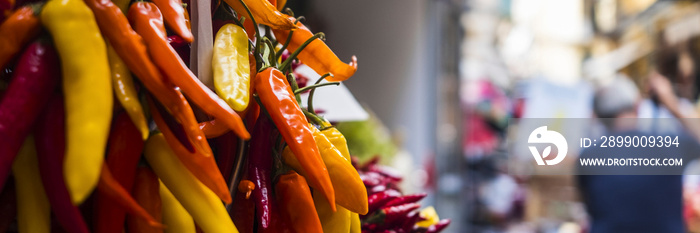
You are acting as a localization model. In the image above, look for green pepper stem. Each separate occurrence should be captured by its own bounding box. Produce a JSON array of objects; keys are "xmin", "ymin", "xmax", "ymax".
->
[
  {"xmin": 294, "ymin": 82, "xmax": 339, "ymax": 95},
  {"xmin": 307, "ymin": 73, "xmax": 333, "ymax": 114},
  {"xmin": 279, "ymin": 32, "xmax": 325, "ymax": 72},
  {"xmin": 275, "ymin": 16, "xmax": 304, "ymax": 59},
  {"xmin": 286, "ymin": 73, "xmax": 302, "ymax": 104},
  {"xmin": 262, "ymin": 38, "xmax": 278, "ymax": 68},
  {"xmin": 302, "ymin": 108, "xmax": 325, "ymax": 126}
]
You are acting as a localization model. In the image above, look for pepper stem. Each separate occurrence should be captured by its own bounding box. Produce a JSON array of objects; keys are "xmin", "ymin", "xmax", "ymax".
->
[
  {"xmin": 293, "ymin": 82, "xmax": 339, "ymax": 95},
  {"xmin": 279, "ymin": 32, "xmax": 325, "ymax": 72},
  {"xmin": 303, "ymin": 108, "xmax": 325, "ymax": 126},
  {"xmin": 307, "ymin": 73, "xmax": 333, "ymax": 114},
  {"xmin": 275, "ymin": 16, "xmax": 304, "ymax": 59}
]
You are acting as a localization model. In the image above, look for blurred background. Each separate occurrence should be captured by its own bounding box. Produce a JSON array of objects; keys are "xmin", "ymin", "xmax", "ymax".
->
[{"xmin": 286, "ymin": 0, "xmax": 700, "ymax": 232}]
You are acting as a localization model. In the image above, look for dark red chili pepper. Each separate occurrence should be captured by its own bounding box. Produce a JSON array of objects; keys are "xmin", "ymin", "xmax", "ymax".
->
[
  {"xmin": 0, "ymin": 40, "xmax": 59, "ymax": 191},
  {"xmin": 35, "ymin": 96, "xmax": 90, "ymax": 233},
  {"xmin": 366, "ymin": 203, "xmax": 420, "ymax": 227},
  {"xmin": 426, "ymin": 219, "xmax": 451, "ymax": 233},
  {"xmin": 215, "ymin": 131, "xmax": 237, "ymax": 184},
  {"xmin": 365, "ymin": 189, "xmax": 401, "ymax": 216},
  {"xmin": 126, "ymin": 166, "xmax": 164, "ymax": 232},
  {"xmin": 0, "ymin": 178, "xmax": 16, "ymax": 232},
  {"xmin": 94, "ymin": 112, "xmax": 145, "ymax": 233},
  {"xmin": 247, "ymin": 115, "xmax": 290, "ymax": 233},
  {"xmin": 230, "ymin": 176, "xmax": 254, "ymax": 233},
  {"xmin": 384, "ymin": 193, "xmax": 427, "ymax": 208},
  {"xmin": 368, "ymin": 165, "xmax": 403, "ymax": 182},
  {"xmin": 167, "ymin": 35, "xmax": 190, "ymax": 64},
  {"xmin": 401, "ymin": 211, "xmax": 421, "ymax": 232}
]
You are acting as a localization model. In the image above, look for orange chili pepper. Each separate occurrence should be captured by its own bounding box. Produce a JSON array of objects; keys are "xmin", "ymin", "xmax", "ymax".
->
[
  {"xmin": 84, "ymin": 0, "xmax": 209, "ymax": 156},
  {"xmin": 276, "ymin": 171, "xmax": 323, "ymax": 233},
  {"xmin": 199, "ymin": 119, "xmax": 229, "ymax": 139},
  {"xmin": 183, "ymin": 7, "xmax": 191, "ymax": 30},
  {"xmin": 0, "ymin": 5, "xmax": 40, "ymax": 69},
  {"xmin": 254, "ymin": 67, "xmax": 335, "ymax": 210},
  {"xmin": 148, "ymin": 97, "xmax": 233, "ymax": 204},
  {"xmin": 226, "ymin": 0, "xmax": 295, "ymax": 30},
  {"xmin": 127, "ymin": 167, "xmax": 164, "ymax": 233},
  {"xmin": 152, "ymin": 0, "xmax": 193, "ymax": 43},
  {"xmin": 97, "ymin": 164, "xmax": 164, "ymax": 229},
  {"xmin": 273, "ymin": 18, "xmax": 357, "ymax": 82},
  {"xmin": 129, "ymin": 2, "xmax": 250, "ymax": 140}
]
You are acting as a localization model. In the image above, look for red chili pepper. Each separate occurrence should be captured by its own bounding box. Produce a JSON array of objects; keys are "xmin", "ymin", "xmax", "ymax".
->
[
  {"xmin": 0, "ymin": 40, "xmax": 59, "ymax": 192},
  {"xmin": 152, "ymin": 0, "xmax": 193, "ymax": 42},
  {"xmin": 401, "ymin": 211, "xmax": 421, "ymax": 232},
  {"xmin": 426, "ymin": 219, "xmax": 451, "ymax": 233},
  {"xmin": 167, "ymin": 35, "xmax": 190, "ymax": 62},
  {"xmin": 215, "ymin": 131, "xmax": 237, "ymax": 184},
  {"xmin": 384, "ymin": 193, "xmax": 427, "ymax": 208},
  {"xmin": 365, "ymin": 189, "xmax": 401, "ymax": 216},
  {"xmin": 276, "ymin": 171, "xmax": 323, "ymax": 233},
  {"xmin": 365, "ymin": 203, "xmax": 420, "ymax": 228},
  {"xmin": 97, "ymin": 165, "xmax": 164, "ymax": 228},
  {"xmin": 230, "ymin": 177, "xmax": 255, "ymax": 233},
  {"xmin": 94, "ymin": 112, "xmax": 145, "ymax": 233},
  {"xmin": 151, "ymin": 96, "xmax": 196, "ymax": 153},
  {"xmin": 127, "ymin": 166, "xmax": 164, "ymax": 233},
  {"xmin": 247, "ymin": 115, "xmax": 290, "ymax": 233},
  {"xmin": 35, "ymin": 97, "xmax": 90, "ymax": 233}
]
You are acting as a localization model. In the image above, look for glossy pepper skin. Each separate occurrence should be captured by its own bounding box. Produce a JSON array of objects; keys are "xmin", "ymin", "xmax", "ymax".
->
[
  {"xmin": 226, "ymin": 0, "xmax": 296, "ymax": 30},
  {"xmin": 144, "ymin": 133, "xmax": 239, "ymax": 233},
  {"xmin": 129, "ymin": 2, "xmax": 250, "ymax": 140},
  {"xmin": 273, "ymin": 19, "xmax": 357, "ymax": 81},
  {"xmin": 13, "ymin": 137, "xmax": 50, "ymax": 233},
  {"xmin": 0, "ymin": 6, "xmax": 40, "ymax": 69},
  {"xmin": 95, "ymin": 112, "xmax": 145, "ymax": 233},
  {"xmin": 0, "ymin": 41, "xmax": 59, "ymax": 191},
  {"xmin": 149, "ymin": 97, "xmax": 232, "ymax": 204},
  {"xmin": 98, "ymin": 164, "xmax": 164, "ymax": 228},
  {"xmin": 160, "ymin": 181, "xmax": 196, "ymax": 233},
  {"xmin": 282, "ymin": 124, "xmax": 367, "ymax": 214},
  {"xmin": 202, "ymin": 118, "xmax": 230, "ymax": 138},
  {"xmin": 83, "ymin": 0, "xmax": 209, "ymax": 157},
  {"xmin": 35, "ymin": 97, "xmax": 90, "ymax": 233},
  {"xmin": 108, "ymin": 45, "xmax": 149, "ymax": 140},
  {"xmin": 350, "ymin": 212, "xmax": 361, "ymax": 233},
  {"xmin": 320, "ymin": 122, "xmax": 350, "ymax": 160},
  {"xmin": 230, "ymin": 179, "xmax": 255, "ymax": 233},
  {"xmin": 246, "ymin": 116, "xmax": 291, "ymax": 233},
  {"xmin": 152, "ymin": 0, "xmax": 193, "ymax": 42},
  {"xmin": 276, "ymin": 171, "xmax": 323, "ymax": 233},
  {"xmin": 127, "ymin": 167, "xmax": 164, "ymax": 233},
  {"xmin": 254, "ymin": 68, "xmax": 335, "ymax": 209},
  {"xmin": 314, "ymin": 190, "xmax": 352, "ymax": 233},
  {"xmin": 213, "ymin": 24, "xmax": 251, "ymax": 112},
  {"xmin": 41, "ymin": 0, "xmax": 113, "ymax": 204}
]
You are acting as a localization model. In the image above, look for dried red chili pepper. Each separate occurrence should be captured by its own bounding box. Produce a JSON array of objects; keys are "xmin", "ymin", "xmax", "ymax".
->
[
  {"xmin": 384, "ymin": 193, "xmax": 427, "ymax": 208},
  {"xmin": 276, "ymin": 170, "xmax": 323, "ymax": 233},
  {"xmin": 426, "ymin": 219, "xmax": 451, "ymax": 233},
  {"xmin": 0, "ymin": 5, "xmax": 40, "ymax": 69},
  {"xmin": 254, "ymin": 67, "xmax": 335, "ymax": 209},
  {"xmin": 0, "ymin": 40, "xmax": 59, "ymax": 191},
  {"xmin": 365, "ymin": 189, "xmax": 402, "ymax": 216},
  {"xmin": 35, "ymin": 97, "xmax": 90, "ymax": 233},
  {"xmin": 127, "ymin": 167, "xmax": 164, "ymax": 233},
  {"xmin": 366, "ymin": 203, "xmax": 420, "ymax": 227},
  {"xmin": 94, "ymin": 112, "xmax": 145, "ymax": 233}
]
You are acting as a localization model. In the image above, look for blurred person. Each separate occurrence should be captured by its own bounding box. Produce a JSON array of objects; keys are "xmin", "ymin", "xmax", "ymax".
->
[{"xmin": 578, "ymin": 76, "xmax": 700, "ymax": 233}]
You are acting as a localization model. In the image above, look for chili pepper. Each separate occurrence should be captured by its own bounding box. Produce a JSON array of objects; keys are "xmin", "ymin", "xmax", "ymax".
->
[
  {"xmin": 276, "ymin": 171, "xmax": 323, "ymax": 233},
  {"xmin": 350, "ymin": 212, "xmax": 361, "ymax": 233},
  {"xmin": 151, "ymin": 95, "xmax": 197, "ymax": 153},
  {"xmin": 0, "ymin": 40, "xmax": 59, "ymax": 191},
  {"xmin": 425, "ymin": 219, "xmax": 451, "ymax": 233},
  {"xmin": 149, "ymin": 97, "xmax": 232, "ymax": 204},
  {"xmin": 215, "ymin": 131, "xmax": 237, "ymax": 184},
  {"xmin": 401, "ymin": 211, "xmax": 421, "ymax": 232},
  {"xmin": 0, "ymin": 179, "xmax": 16, "ymax": 233},
  {"xmin": 127, "ymin": 167, "xmax": 164, "ymax": 233},
  {"xmin": 366, "ymin": 203, "xmax": 420, "ymax": 227},
  {"xmin": 276, "ymin": 0, "xmax": 285, "ymax": 11},
  {"xmin": 168, "ymin": 35, "xmax": 191, "ymax": 62},
  {"xmin": 230, "ymin": 179, "xmax": 255, "ymax": 233},
  {"xmin": 112, "ymin": 0, "xmax": 129, "ymax": 15},
  {"xmin": 108, "ymin": 45, "xmax": 149, "ymax": 140},
  {"xmin": 129, "ymin": 2, "xmax": 250, "ymax": 140},
  {"xmin": 42, "ymin": 0, "xmax": 113, "ymax": 204},
  {"xmin": 98, "ymin": 164, "xmax": 164, "ymax": 228},
  {"xmin": 144, "ymin": 133, "xmax": 239, "ymax": 233},
  {"xmin": 13, "ymin": 137, "xmax": 50, "ymax": 233},
  {"xmin": 369, "ymin": 165, "xmax": 403, "ymax": 182},
  {"xmin": 366, "ymin": 189, "xmax": 402, "ymax": 215},
  {"xmin": 35, "ymin": 97, "xmax": 90, "ymax": 233},
  {"xmin": 237, "ymin": 180, "xmax": 255, "ymax": 199},
  {"xmin": 226, "ymin": 0, "xmax": 295, "ymax": 30},
  {"xmin": 213, "ymin": 23, "xmax": 250, "ymax": 112},
  {"xmin": 83, "ymin": 0, "xmax": 208, "ymax": 157},
  {"xmin": 267, "ymin": 0, "xmax": 275, "ymax": 8},
  {"xmin": 282, "ymin": 124, "xmax": 367, "ymax": 214},
  {"xmin": 313, "ymin": 190, "xmax": 352, "ymax": 233},
  {"xmin": 246, "ymin": 115, "xmax": 288, "ymax": 233},
  {"xmin": 320, "ymin": 122, "xmax": 350, "ymax": 159},
  {"xmin": 0, "ymin": 5, "xmax": 40, "ymax": 69},
  {"xmin": 94, "ymin": 112, "xmax": 145, "ymax": 233},
  {"xmin": 160, "ymin": 180, "xmax": 196, "ymax": 233},
  {"xmin": 200, "ymin": 118, "xmax": 230, "ymax": 138},
  {"xmin": 273, "ymin": 18, "xmax": 357, "ymax": 81},
  {"xmin": 183, "ymin": 7, "xmax": 191, "ymax": 30},
  {"xmin": 385, "ymin": 193, "xmax": 427, "ymax": 208},
  {"xmin": 254, "ymin": 68, "xmax": 335, "ymax": 209},
  {"xmin": 152, "ymin": 0, "xmax": 193, "ymax": 42}
]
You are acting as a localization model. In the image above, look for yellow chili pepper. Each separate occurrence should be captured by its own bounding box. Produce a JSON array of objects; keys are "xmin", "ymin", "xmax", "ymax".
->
[
  {"xmin": 13, "ymin": 137, "xmax": 50, "ymax": 233},
  {"xmin": 144, "ymin": 133, "xmax": 239, "ymax": 233},
  {"xmin": 108, "ymin": 45, "xmax": 149, "ymax": 140},
  {"xmin": 213, "ymin": 24, "xmax": 250, "ymax": 112},
  {"xmin": 226, "ymin": 0, "xmax": 296, "ymax": 30},
  {"xmin": 282, "ymin": 124, "xmax": 368, "ymax": 214},
  {"xmin": 41, "ymin": 0, "xmax": 113, "ymax": 204},
  {"xmin": 159, "ymin": 180, "xmax": 196, "ymax": 233},
  {"xmin": 321, "ymin": 121, "xmax": 350, "ymax": 160},
  {"xmin": 313, "ymin": 190, "xmax": 351, "ymax": 233},
  {"xmin": 350, "ymin": 212, "xmax": 361, "ymax": 233}
]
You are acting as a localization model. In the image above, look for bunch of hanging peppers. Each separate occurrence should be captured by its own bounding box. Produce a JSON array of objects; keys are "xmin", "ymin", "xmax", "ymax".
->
[{"xmin": 0, "ymin": 0, "xmax": 450, "ymax": 231}]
